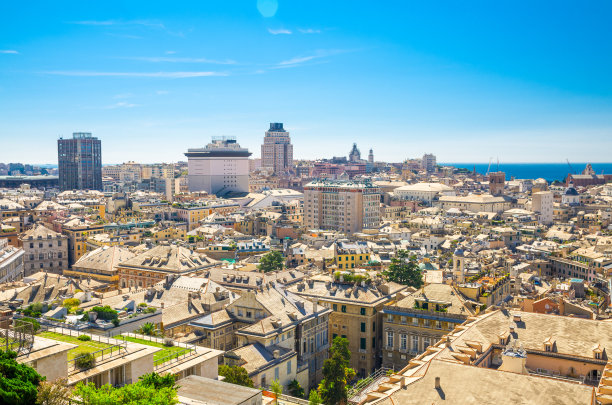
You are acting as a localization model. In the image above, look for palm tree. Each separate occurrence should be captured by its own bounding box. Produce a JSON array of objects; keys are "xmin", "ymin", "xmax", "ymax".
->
[{"xmin": 139, "ymin": 322, "xmax": 156, "ymax": 336}]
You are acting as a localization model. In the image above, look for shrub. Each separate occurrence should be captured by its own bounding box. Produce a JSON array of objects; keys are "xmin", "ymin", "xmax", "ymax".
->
[
  {"xmin": 15, "ymin": 317, "xmax": 40, "ymax": 333},
  {"xmin": 138, "ymin": 303, "xmax": 148, "ymax": 307},
  {"xmin": 90, "ymin": 306, "xmax": 118, "ymax": 321},
  {"xmin": 63, "ymin": 298, "xmax": 81, "ymax": 308},
  {"xmin": 163, "ymin": 338, "xmax": 174, "ymax": 347},
  {"xmin": 78, "ymin": 335, "xmax": 91, "ymax": 341},
  {"xmin": 74, "ymin": 352, "xmax": 95, "ymax": 369}
]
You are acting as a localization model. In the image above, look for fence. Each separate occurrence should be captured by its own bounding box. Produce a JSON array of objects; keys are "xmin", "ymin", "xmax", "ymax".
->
[
  {"xmin": 67, "ymin": 342, "xmax": 128, "ymax": 373},
  {"xmin": 1, "ymin": 322, "xmax": 34, "ymax": 354},
  {"xmin": 41, "ymin": 324, "xmax": 118, "ymax": 346},
  {"xmin": 117, "ymin": 331, "xmax": 198, "ymax": 370},
  {"xmin": 347, "ymin": 367, "xmax": 394, "ymax": 404}
]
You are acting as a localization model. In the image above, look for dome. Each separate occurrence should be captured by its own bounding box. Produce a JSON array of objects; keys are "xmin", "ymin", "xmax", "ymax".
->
[
  {"xmin": 564, "ymin": 187, "xmax": 578, "ymax": 196},
  {"xmin": 453, "ymin": 248, "xmax": 464, "ymax": 257}
]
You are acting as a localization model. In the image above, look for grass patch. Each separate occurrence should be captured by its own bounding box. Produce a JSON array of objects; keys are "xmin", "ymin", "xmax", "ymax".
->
[
  {"xmin": 116, "ymin": 335, "xmax": 190, "ymax": 363},
  {"xmin": 39, "ymin": 331, "xmax": 112, "ymax": 360}
]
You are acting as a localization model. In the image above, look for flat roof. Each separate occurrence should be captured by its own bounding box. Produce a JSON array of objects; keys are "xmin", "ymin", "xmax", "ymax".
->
[{"xmin": 177, "ymin": 375, "xmax": 261, "ymax": 405}]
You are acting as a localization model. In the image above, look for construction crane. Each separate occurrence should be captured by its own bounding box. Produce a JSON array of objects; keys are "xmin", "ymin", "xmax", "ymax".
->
[
  {"xmin": 486, "ymin": 157, "xmax": 493, "ymax": 175},
  {"xmin": 566, "ymin": 159, "xmax": 576, "ymax": 175}
]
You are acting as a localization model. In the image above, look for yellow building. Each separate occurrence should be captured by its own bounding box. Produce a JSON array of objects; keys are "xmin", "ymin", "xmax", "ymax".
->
[
  {"xmin": 60, "ymin": 217, "xmax": 105, "ymax": 266},
  {"xmin": 335, "ymin": 242, "xmax": 371, "ymax": 270}
]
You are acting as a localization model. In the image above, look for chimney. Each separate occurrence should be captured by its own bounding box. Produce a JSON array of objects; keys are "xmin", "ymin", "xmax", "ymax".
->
[
  {"xmin": 160, "ymin": 302, "xmax": 164, "ymax": 309},
  {"xmin": 273, "ymin": 350, "xmax": 280, "ymax": 359},
  {"xmin": 435, "ymin": 377, "xmax": 441, "ymax": 389}
]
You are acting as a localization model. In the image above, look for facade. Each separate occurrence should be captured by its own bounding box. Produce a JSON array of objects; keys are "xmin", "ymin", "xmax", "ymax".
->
[
  {"xmin": 532, "ymin": 191, "xmax": 554, "ymax": 225},
  {"xmin": 185, "ymin": 137, "xmax": 251, "ymax": 195},
  {"xmin": 261, "ymin": 123, "xmax": 293, "ymax": 174},
  {"xmin": 64, "ymin": 246, "xmax": 135, "ymax": 288},
  {"xmin": 394, "ymin": 183, "xmax": 455, "ymax": 204},
  {"xmin": 0, "ymin": 238, "xmax": 24, "ymax": 283},
  {"xmin": 335, "ymin": 241, "xmax": 371, "ymax": 269},
  {"xmin": 381, "ymin": 283, "xmax": 474, "ymax": 369},
  {"xmin": 288, "ymin": 279, "xmax": 407, "ymax": 377},
  {"xmin": 303, "ymin": 180, "xmax": 381, "ymax": 234},
  {"xmin": 421, "ymin": 153, "xmax": 437, "ymax": 172},
  {"xmin": 488, "ymin": 171, "xmax": 506, "ymax": 196},
  {"xmin": 20, "ymin": 224, "xmax": 68, "ymax": 276},
  {"xmin": 57, "ymin": 132, "xmax": 102, "ymax": 191}
]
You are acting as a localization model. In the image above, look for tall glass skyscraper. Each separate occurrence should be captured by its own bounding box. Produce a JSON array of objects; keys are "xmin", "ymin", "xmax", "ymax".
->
[{"xmin": 57, "ymin": 132, "xmax": 102, "ymax": 191}]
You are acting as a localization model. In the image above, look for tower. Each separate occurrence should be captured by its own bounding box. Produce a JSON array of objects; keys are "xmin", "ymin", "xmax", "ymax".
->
[
  {"xmin": 368, "ymin": 148, "xmax": 374, "ymax": 163},
  {"xmin": 488, "ymin": 171, "xmax": 506, "ymax": 196},
  {"xmin": 57, "ymin": 132, "xmax": 102, "ymax": 191},
  {"xmin": 453, "ymin": 248, "xmax": 465, "ymax": 283},
  {"xmin": 261, "ymin": 123, "xmax": 293, "ymax": 174}
]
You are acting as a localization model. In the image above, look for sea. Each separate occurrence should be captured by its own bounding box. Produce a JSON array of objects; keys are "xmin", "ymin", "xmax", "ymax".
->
[{"xmin": 440, "ymin": 163, "xmax": 612, "ymax": 182}]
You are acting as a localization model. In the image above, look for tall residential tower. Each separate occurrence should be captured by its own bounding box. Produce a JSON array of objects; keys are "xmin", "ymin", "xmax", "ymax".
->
[
  {"xmin": 57, "ymin": 132, "xmax": 102, "ymax": 191},
  {"xmin": 261, "ymin": 123, "xmax": 293, "ymax": 174}
]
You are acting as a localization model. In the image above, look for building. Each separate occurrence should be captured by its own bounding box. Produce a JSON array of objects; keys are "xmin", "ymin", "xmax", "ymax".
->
[
  {"xmin": 437, "ymin": 194, "xmax": 513, "ymax": 213},
  {"xmin": 117, "ymin": 245, "xmax": 217, "ymax": 289},
  {"xmin": 261, "ymin": 123, "xmax": 293, "ymax": 174},
  {"xmin": 185, "ymin": 137, "xmax": 251, "ymax": 196},
  {"xmin": 532, "ymin": 191, "xmax": 554, "ymax": 225},
  {"xmin": 368, "ymin": 149, "xmax": 374, "ymax": 164},
  {"xmin": 63, "ymin": 246, "xmax": 135, "ymax": 288},
  {"xmin": 488, "ymin": 171, "xmax": 506, "ymax": 196},
  {"xmin": 0, "ymin": 238, "xmax": 24, "ymax": 283},
  {"xmin": 303, "ymin": 180, "xmax": 381, "ymax": 234},
  {"xmin": 0, "ymin": 175, "xmax": 59, "ymax": 189},
  {"xmin": 380, "ymin": 283, "xmax": 474, "ymax": 369},
  {"xmin": 59, "ymin": 217, "xmax": 105, "ymax": 266},
  {"xmin": 349, "ymin": 143, "xmax": 361, "ymax": 163},
  {"xmin": 421, "ymin": 153, "xmax": 436, "ymax": 172},
  {"xmin": 288, "ymin": 278, "xmax": 407, "ymax": 377},
  {"xmin": 177, "ymin": 375, "xmax": 262, "ymax": 405},
  {"xmin": 20, "ymin": 224, "xmax": 68, "ymax": 276},
  {"xmin": 394, "ymin": 183, "xmax": 455, "ymax": 205},
  {"xmin": 58, "ymin": 132, "xmax": 102, "ymax": 191},
  {"xmin": 335, "ymin": 241, "xmax": 371, "ymax": 269}
]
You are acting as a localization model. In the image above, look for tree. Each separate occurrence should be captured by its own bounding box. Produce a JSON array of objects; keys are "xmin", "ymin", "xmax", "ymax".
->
[
  {"xmin": 15, "ymin": 317, "xmax": 40, "ymax": 333},
  {"xmin": 383, "ymin": 250, "xmax": 423, "ymax": 288},
  {"xmin": 138, "ymin": 322, "xmax": 157, "ymax": 336},
  {"xmin": 0, "ymin": 350, "xmax": 43, "ymax": 405},
  {"xmin": 258, "ymin": 251, "xmax": 284, "ymax": 273},
  {"xmin": 218, "ymin": 365, "xmax": 254, "ymax": 388},
  {"xmin": 288, "ymin": 379, "xmax": 305, "ymax": 398},
  {"xmin": 270, "ymin": 379, "xmax": 283, "ymax": 397},
  {"xmin": 318, "ymin": 336, "xmax": 355, "ymax": 405},
  {"xmin": 37, "ymin": 377, "xmax": 71, "ymax": 405},
  {"xmin": 308, "ymin": 389, "xmax": 322, "ymax": 405},
  {"xmin": 73, "ymin": 373, "xmax": 178, "ymax": 405}
]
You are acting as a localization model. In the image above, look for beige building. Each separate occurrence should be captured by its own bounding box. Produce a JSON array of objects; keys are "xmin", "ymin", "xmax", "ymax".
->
[
  {"xmin": 20, "ymin": 224, "xmax": 68, "ymax": 276},
  {"xmin": 532, "ymin": 191, "xmax": 554, "ymax": 225},
  {"xmin": 64, "ymin": 245, "xmax": 135, "ymax": 289},
  {"xmin": 437, "ymin": 194, "xmax": 512, "ymax": 213},
  {"xmin": 304, "ymin": 180, "xmax": 381, "ymax": 234},
  {"xmin": 381, "ymin": 283, "xmax": 475, "ymax": 369},
  {"xmin": 288, "ymin": 278, "xmax": 407, "ymax": 377}
]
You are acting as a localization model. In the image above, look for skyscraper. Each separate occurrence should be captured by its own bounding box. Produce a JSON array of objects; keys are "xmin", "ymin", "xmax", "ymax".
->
[
  {"xmin": 421, "ymin": 153, "xmax": 437, "ymax": 173},
  {"xmin": 57, "ymin": 132, "xmax": 102, "ymax": 191},
  {"xmin": 185, "ymin": 137, "xmax": 251, "ymax": 195},
  {"xmin": 261, "ymin": 123, "xmax": 293, "ymax": 174}
]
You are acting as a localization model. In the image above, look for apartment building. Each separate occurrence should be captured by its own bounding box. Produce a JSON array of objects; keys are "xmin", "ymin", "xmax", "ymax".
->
[
  {"xmin": 261, "ymin": 122, "xmax": 293, "ymax": 174},
  {"xmin": 63, "ymin": 246, "xmax": 135, "ymax": 288},
  {"xmin": 117, "ymin": 245, "xmax": 217, "ymax": 289},
  {"xmin": 57, "ymin": 132, "xmax": 102, "ymax": 191},
  {"xmin": 0, "ymin": 237, "xmax": 24, "ymax": 283},
  {"xmin": 531, "ymin": 191, "xmax": 554, "ymax": 225},
  {"xmin": 58, "ymin": 217, "xmax": 105, "ymax": 266},
  {"xmin": 381, "ymin": 283, "xmax": 474, "ymax": 369},
  {"xmin": 335, "ymin": 241, "xmax": 371, "ymax": 269},
  {"xmin": 304, "ymin": 180, "xmax": 381, "ymax": 234},
  {"xmin": 20, "ymin": 224, "xmax": 68, "ymax": 276},
  {"xmin": 288, "ymin": 278, "xmax": 407, "ymax": 377}
]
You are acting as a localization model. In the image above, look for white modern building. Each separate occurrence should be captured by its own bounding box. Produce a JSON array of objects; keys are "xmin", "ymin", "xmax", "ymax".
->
[
  {"xmin": 0, "ymin": 238, "xmax": 24, "ymax": 283},
  {"xmin": 531, "ymin": 191, "xmax": 554, "ymax": 225},
  {"xmin": 261, "ymin": 123, "xmax": 293, "ymax": 174},
  {"xmin": 394, "ymin": 183, "xmax": 455, "ymax": 204},
  {"xmin": 421, "ymin": 153, "xmax": 437, "ymax": 172},
  {"xmin": 185, "ymin": 137, "xmax": 251, "ymax": 196}
]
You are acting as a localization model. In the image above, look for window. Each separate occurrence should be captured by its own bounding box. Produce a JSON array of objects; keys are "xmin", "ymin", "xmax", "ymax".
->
[
  {"xmin": 386, "ymin": 332, "xmax": 394, "ymax": 348},
  {"xmin": 360, "ymin": 307, "xmax": 366, "ymax": 316},
  {"xmin": 333, "ymin": 304, "xmax": 337, "ymax": 311},
  {"xmin": 387, "ymin": 314, "xmax": 393, "ymax": 322},
  {"xmin": 372, "ymin": 337, "xmax": 376, "ymax": 348},
  {"xmin": 400, "ymin": 334, "xmax": 407, "ymax": 350},
  {"xmin": 287, "ymin": 360, "xmax": 292, "ymax": 374},
  {"xmin": 360, "ymin": 322, "xmax": 366, "ymax": 333},
  {"xmin": 372, "ymin": 321, "xmax": 376, "ymax": 332},
  {"xmin": 341, "ymin": 305, "xmax": 347, "ymax": 313},
  {"xmin": 360, "ymin": 338, "xmax": 366, "ymax": 350},
  {"xmin": 435, "ymin": 321, "xmax": 442, "ymax": 329},
  {"xmin": 274, "ymin": 367, "xmax": 279, "ymax": 380},
  {"xmin": 412, "ymin": 335, "xmax": 419, "ymax": 352}
]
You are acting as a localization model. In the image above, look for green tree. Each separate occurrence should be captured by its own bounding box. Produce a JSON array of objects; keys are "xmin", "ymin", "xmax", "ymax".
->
[
  {"xmin": 36, "ymin": 377, "xmax": 71, "ymax": 405},
  {"xmin": 73, "ymin": 374, "xmax": 178, "ymax": 405},
  {"xmin": 383, "ymin": 250, "xmax": 423, "ymax": 288},
  {"xmin": 218, "ymin": 365, "xmax": 254, "ymax": 388},
  {"xmin": 15, "ymin": 317, "xmax": 40, "ymax": 333},
  {"xmin": 138, "ymin": 372, "xmax": 177, "ymax": 390},
  {"xmin": 270, "ymin": 379, "xmax": 283, "ymax": 397},
  {"xmin": 318, "ymin": 336, "xmax": 355, "ymax": 405},
  {"xmin": 308, "ymin": 389, "xmax": 322, "ymax": 405},
  {"xmin": 288, "ymin": 379, "xmax": 305, "ymax": 398},
  {"xmin": 0, "ymin": 350, "xmax": 43, "ymax": 405},
  {"xmin": 138, "ymin": 322, "xmax": 157, "ymax": 336},
  {"xmin": 62, "ymin": 298, "xmax": 80, "ymax": 308},
  {"xmin": 258, "ymin": 251, "xmax": 284, "ymax": 273}
]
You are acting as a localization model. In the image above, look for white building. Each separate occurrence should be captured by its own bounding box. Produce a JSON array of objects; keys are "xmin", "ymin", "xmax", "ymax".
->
[
  {"xmin": 421, "ymin": 153, "xmax": 437, "ymax": 172},
  {"xmin": 394, "ymin": 183, "xmax": 455, "ymax": 204},
  {"xmin": 261, "ymin": 123, "xmax": 293, "ymax": 174},
  {"xmin": 531, "ymin": 191, "xmax": 553, "ymax": 225},
  {"xmin": 0, "ymin": 238, "xmax": 24, "ymax": 283},
  {"xmin": 186, "ymin": 137, "xmax": 251, "ymax": 196}
]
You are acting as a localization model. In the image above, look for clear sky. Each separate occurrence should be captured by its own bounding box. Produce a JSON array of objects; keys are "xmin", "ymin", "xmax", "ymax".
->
[{"xmin": 1, "ymin": 1, "xmax": 611, "ymax": 164}]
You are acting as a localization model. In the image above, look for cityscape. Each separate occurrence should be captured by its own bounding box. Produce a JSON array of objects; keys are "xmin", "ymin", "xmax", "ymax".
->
[{"xmin": 1, "ymin": 2, "xmax": 612, "ymax": 405}]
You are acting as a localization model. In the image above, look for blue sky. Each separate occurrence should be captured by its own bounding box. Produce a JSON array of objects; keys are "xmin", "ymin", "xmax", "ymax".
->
[{"xmin": 1, "ymin": 0, "xmax": 611, "ymax": 164}]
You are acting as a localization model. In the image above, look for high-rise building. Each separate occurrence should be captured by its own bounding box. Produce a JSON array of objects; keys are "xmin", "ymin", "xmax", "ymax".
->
[
  {"xmin": 185, "ymin": 137, "xmax": 251, "ymax": 195},
  {"xmin": 421, "ymin": 153, "xmax": 437, "ymax": 173},
  {"xmin": 532, "ymin": 191, "xmax": 553, "ymax": 225},
  {"xmin": 303, "ymin": 179, "xmax": 381, "ymax": 233},
  {"xmin": 58, "ymin": 132, "xmax": 102, "ymax": 191},
  {"xmin": 261, "ymin": 122, "xmax": 293, "ymax": 174}
]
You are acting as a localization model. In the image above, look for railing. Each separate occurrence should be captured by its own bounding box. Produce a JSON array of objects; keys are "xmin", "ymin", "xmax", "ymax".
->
[
  {"xmin": 276, "ymin": 394, "xmax": 310, "ymax": 405},
  {"xmin": 68, "ymin": 341, "xmax": 128, "ymax": 373},
  {"xmin": 41, "ymin": 324, "xmax": 116, "ymax": 345},
  {"xmin": 154, "ymin": 348, "xmax": 195, "ymax": 370},
  {"xmin": 347, "ymin": 367, "xmax": 394, "ymax": 404},
  {"xmin": 117, "ymin": 332, "xmax": 198, "ymax": 370}
]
